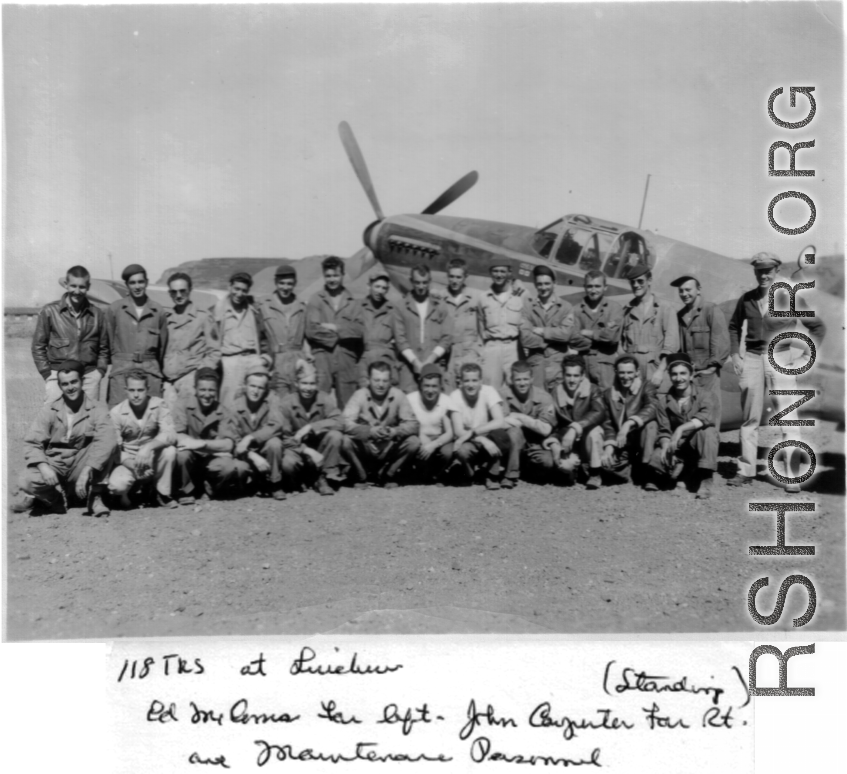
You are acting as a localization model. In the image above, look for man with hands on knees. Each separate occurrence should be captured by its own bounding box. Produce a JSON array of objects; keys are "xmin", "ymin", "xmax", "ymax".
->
[
  {"xmin": 450, "ymin": 362, "xmax": 512, "ymax": 490},
  {"xmin": 15, "ymin": 359, "xmax": 117, "ymax": 517},
  {"xmin": 172, "ymin": 367, "xmax": 244, "ymax": 504},
  {"xmin": 107, "ymin": 369, "xmax": 177, "ymax": 509},
  {"xmin": 280, "ymin": 360, "xmax": 351, "ymax": 496},
  {"xmin": 545, "ymin": 355, "xmax": 607, "ymax": 488},
  {"xmin": 219, "ymin": 367, "xmax": 289, "ymax": 500},
  {"xmin": 406, "ymin": 363, "xmax": 455, "ymax": 483},
  {"xmin": 599, "ymin": 355, "xmax": 659, "ymax": 487},
  {"xmin": 499, "ymin": 360, "xmax": 555, "ymax": 486},
  {"xmin": 649, "ymin": 353, "xmax": 719, "ymax": 499}
]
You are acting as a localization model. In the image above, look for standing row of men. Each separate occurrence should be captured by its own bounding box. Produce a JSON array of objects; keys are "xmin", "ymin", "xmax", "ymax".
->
[{"xmin": 19, "ymin": 249, "xmax": 823, "ymax": 515}]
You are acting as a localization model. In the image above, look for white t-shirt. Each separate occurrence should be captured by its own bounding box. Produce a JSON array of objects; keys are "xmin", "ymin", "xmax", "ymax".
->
[
  {"xmin": 449, "ymin": 386, "xmax": 502, "ymax": 431},
  {"xmin": 407, "ymin": 392, "xmax": 453, "ymax": 443}
]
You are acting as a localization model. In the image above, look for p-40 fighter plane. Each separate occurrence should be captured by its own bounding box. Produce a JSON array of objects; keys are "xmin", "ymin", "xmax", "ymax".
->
[{"xmin": 79, "ymin": 122, "xmax": 843, "ymax": 430}]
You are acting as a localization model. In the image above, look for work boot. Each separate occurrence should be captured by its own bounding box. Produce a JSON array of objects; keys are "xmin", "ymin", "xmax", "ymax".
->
[
  {"xmin": 30, "ymin": 492, "xmax": 65, "ymax": 516},
  {"xmin": 178, "ymin": 495, "xmax": 196, "ymax": 506},
  {"xmin": 10, "ymin": 493, "xmax": 35, "ymax": 514},
  {"xmin": 485, "ymin": 478, "xmax": 501, "ymax": 491},
  {"xmin": 88, "ymin": 493, "xmax": 111, "ymax": 518},
  {"xmin": 315, "ymin": 476, "xmax": 334, "ymax": 496},
  {"xmin": 501, "ymin": 477, "xmax": 517, "ymax": 490},
  {"xmin": 157, "ymin": 493, "xmax": 179, "ymax": 509},
  {"xmin": 353, "ymin": 481, "xmax": 370, "ymax": 490},
  {"xmin": 585, "ymin": 471, "xmax": 602, "ymax": 490},
  {"xmin": 272, "ymin": 487, "xmax": 287, "ymax": 501}
]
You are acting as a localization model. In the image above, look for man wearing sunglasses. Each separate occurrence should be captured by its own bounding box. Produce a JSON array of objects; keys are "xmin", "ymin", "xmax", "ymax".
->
[
  {"xmin": 162, "ymin": 272, "xmax": 216, "ymax": 412},
  {"xmin": 620, "ymin": 264, "xmax": 679, "ymax": 389}
]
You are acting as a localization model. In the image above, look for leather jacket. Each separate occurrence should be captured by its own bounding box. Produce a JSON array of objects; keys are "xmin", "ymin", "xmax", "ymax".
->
[{"xmin": 31, "ymin": 294, "xmax": 109, "ymax": 378}]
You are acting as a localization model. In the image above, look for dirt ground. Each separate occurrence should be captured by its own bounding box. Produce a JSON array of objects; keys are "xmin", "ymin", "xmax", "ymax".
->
[{"xmin": 3, "ymin": 337, "xmax": 844, "ymax": 640}]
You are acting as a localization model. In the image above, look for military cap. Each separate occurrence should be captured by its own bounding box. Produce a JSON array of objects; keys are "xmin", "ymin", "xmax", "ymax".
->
[
  {"xmin": 666, "ymin": 352, "xmax": 694, "ymax": 373},
  {"xmin": 489, "ymin": 256, "xmax": 513, "ymax": 270},
  {"xmin": 121, "ymin": 263, "xmax": 147, "ymax": 282},
  {"xmin": 274, "ymin": 264, "xmax": 297, "ymax": 279},
  {"xmin": 229, "ymin": 271, "xmax": 254, "ymax": 287},
  {"xmin": 532, "ymin": 264, "xmax": 555, "ymax": 279},
  {"xmin": 56, "ymin": 359, "xmax": 85, "ymax": 377},
  {"xmin": 626, "ymin": 263, "xmax": 651, "ymax": 281},
  {"xmin": 420, "ymin": 363, "xmax": 443, "ymax": 380},
  {"xmin": 750, "ymin": 252, "xmax": 781, "ymax": 269},
  {"xmin": 670, "ymin": 275, "xmax": 698, "ymax": 288},
  {"xmin": 194, "ymin": 367, "xmax": 221, "ymax": 385},
  {"xmin": 369, "ymin": 269, "xmax": 391, "ymax": 283},
  {"xmin": 244, "ymin": 365, "xmax": 271, "ymax": 381}
]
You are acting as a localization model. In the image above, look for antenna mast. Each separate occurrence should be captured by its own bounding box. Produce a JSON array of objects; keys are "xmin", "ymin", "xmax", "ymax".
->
[{"xmin": 638, "ymin": 174, "xmax": 651, "ymax": 229}]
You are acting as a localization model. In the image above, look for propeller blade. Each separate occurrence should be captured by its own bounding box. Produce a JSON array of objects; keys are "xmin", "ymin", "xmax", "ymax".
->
[
  {"xmin": 338, "ymin": 121, "xmax": 385, "ymax": 221},
  {"xmin": 421, "ymin": 171, "xmax": 479, "ymax": 215}
]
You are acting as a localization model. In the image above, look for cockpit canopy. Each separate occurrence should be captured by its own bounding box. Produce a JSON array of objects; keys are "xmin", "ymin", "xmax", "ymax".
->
[{"xmin": 531, "ymin": 214, "xmax": 654, "ymax": 280}]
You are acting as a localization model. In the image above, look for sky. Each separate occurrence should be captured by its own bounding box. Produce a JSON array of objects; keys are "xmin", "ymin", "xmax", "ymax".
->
[{"xmin": 2, "ymin": 1, "xmax": 844, "ymax": 306}]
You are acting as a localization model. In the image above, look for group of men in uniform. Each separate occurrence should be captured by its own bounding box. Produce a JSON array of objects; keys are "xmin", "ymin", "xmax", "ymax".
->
[{"xmin": 14, "ymin": 249, "xmax": 823, "ymax": 516}]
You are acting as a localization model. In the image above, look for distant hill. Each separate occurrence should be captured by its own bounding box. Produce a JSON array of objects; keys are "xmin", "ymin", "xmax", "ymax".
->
[
  {"xmin": 807, "ymin": 254, "xmax": 844, "ymax": 297},
  {"xmin": 156, "ymin": 258, "xmax": 292, "ymax": 289}
]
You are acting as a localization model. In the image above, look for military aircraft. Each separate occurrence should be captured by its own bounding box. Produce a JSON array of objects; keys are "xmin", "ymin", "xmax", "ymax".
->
[
  {"xmin": 335, "ymin": 122, "xmax": 844, "ymax": 431},
  {"xmin": 79, "ymin": 122, "xmax": 843, "ymax": 430}
]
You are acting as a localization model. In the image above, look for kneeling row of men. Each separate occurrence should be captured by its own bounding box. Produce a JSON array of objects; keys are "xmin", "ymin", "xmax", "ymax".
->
[{"xmin": 15, "ymin": 348, "xmax": 718, "ymax": 516}]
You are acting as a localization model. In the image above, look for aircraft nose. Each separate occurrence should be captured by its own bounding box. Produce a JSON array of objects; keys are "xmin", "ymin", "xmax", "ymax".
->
[{"xmin": 363, "ymin": 219, "xmax": 382, "ymax": 252}]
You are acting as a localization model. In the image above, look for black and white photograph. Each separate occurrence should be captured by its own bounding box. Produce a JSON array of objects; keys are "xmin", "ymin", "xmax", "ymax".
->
[{"xmin": 3, "ymin": 1, "xmax": 844, "ymax": 642}]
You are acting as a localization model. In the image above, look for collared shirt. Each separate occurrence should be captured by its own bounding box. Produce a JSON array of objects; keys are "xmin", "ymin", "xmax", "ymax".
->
[
  {"xmin": 656, "ymin": 383, "xmax": 716, "ymax": 440},
  {"xmin": 574, "ymin": 296, "xmax": 625, "ymax": 363},
  {"xmin": 343, "ymin": 387, "xmax": 419, "ymax": 438},
  {"xmin": 550, "ymin": 378, "xmax": 606, "ymax": 434},
  {"xmin": 394, "ymin": 294, "xmax": 453, "ymax": 358},
  {"xmin": 355, "ymin": 296, "xmax": 399, "ymax": 355},
  {"xmin": 279, "ymin": 391, "xmax": 343, "ymax": 436},
  {"xmin": 499, "ymin": 385, "xmax": 556, "ymax": 425},
  {"xmin": 256, "ymin": 293, "xmax": 307, "ymax": 355},
  {"xmin": 32, "ymin": 293, "xmax": 109, "ymax": 377},
  {"xmin": 221, "ymin": 392, "xmax": 287, "ymax": 446},
  {"xmin": 620, "ymin": 293, "xmax": 680, "ymax": 364},
  {"xmin": 477, "ymin": 288, "xmax": 524, "ymax": 341},
  {"xmin": 24, "ymin": 395, "xmax": 117, "ymax": 474},
  {"xmin": 407, "ymin": 391, "xmax": 454, "ymax": 443},
  {"xmin": 519, "ymin": 295, "xmax": 588, "ymax": 358},
  {"xmin": 172, "ymin": 396, "xmax": 230, "ymax": 441},
  {"xmin": 443, "ymin": 288, "xmax": 483, "ymax": 354},
  {"xmin": 106, "ymin": 296, "xmax": 169, "ymax": 376},
  {"xmin": 219, "ymin": 300, "xmax": 260, "ymax": 356},
  {"xmin": 110, "ymin": 396, "xmax": 176, "ymax": 459},
  {"xmin": 164, "ymin": 302, "xmax": 214, "ymax": 381},
  {"xmin": 305, "ymin": 288, "xmax": 364, "ymax": 353},
  {"xmin": 677, "ymin": 299, "xmax": 730, "ymax": 372},
  {"xmin": 728, "ymin": 283, "xmax": 825, "ymax": 356},
  {"xmin": 601, "ymin": 377, "xmax": 659, "ymax": 442}
]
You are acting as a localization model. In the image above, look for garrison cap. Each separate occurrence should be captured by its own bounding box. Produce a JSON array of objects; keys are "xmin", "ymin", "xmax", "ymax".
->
[
  {"xmin": 56, "ymin": 359, "xmax": 85, "ymax": 377},
  {"xmin": 369, "ymin": 269, "xmax": 391, "ymax": 282},
  {"xmin": 121, "ymin": 263, "xmax": 147, "ymax": 282},
  {"xmin": 274, "ymin": 264, "xmax": 297, "ymax": 280},
  {"xmin": 420, "ymin": 363, "xmax": 443, "ymax": 381},
  {"xmin": 626, "ymin": 263, "xmax": 651, "ymax": 281},
  {"xmin": 489, "ymin": 256, "xmax": 513, "ymax": 270},
  {"xmin": 532, "ymin": 264, "xmax": 555, "ymax": 280},
  {"xmin": 194, "ymin": 367, "xmax": 221, "ymax": 386},
  {"xmin": 670, "ymin": 275, "xmax": 698, "ymax": 288},
  {"xmin": 666, "ymin": 352, "xmax": 694, "ymax": 373},
  {"xmin": 244, "ymin": 365, "xmax": 271, "ymax": 381},
  {"xmin": 229, "ymin": 271, "xmax": 253, "ymax": 287},
  {"xmin": 750, "ymin": 252, "xmax": 781, "ymax": 269}
]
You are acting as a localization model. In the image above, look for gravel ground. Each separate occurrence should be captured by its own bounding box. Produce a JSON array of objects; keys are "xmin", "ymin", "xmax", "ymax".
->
[{"xmin": 4, "ymin": 338, "xmax": 844, "ymax": 639}]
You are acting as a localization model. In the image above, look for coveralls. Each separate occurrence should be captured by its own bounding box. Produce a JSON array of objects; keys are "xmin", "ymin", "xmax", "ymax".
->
[
  {"xmin": 443, "ymin": 288, "xmax": 483, "ymax": 391},
  {"xmin": 256, "ymin": 293, "xmax": 308, "ymax": 397},
  {"xmin": 394, "ymin": 294, "xmax": 454, "ymax": 393},
  {"xmin": 620, "ymin": 293, "xmax": 680, "ymax": 384},
  {"xmin": 573, "ymin": 297, "xmax": 625, "ymax": 390},
  {"xmin": 163, "ymin": 302, "xmax": 216, "ymax": 411},
  {"xmin": 354, "ymin": 296, "xmax": 401, "ymax": 387}
]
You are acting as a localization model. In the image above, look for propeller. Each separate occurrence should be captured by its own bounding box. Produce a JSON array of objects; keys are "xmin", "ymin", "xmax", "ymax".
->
[
  {"xmin": 339, "ymin": 121, "xmax": 385, "ymax": 220},
  {"xmin": 421, "ymin": 171, "xmax": 479, "ymax": 215}
]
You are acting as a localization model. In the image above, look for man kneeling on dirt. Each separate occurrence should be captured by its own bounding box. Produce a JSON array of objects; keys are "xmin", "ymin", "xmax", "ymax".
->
[
  {"xmin": 108, "ymin": 369, "xmax": 177, "ymax": 509},
  {"xmin": 406, "ymin": 363, "xmax": 455, "ymax": 483},
  {"xmin": 219, "ymin": 367, "xmax": 288, "ymax": 500},
  {"xmin": 280, "ymin": 360, "xmax": 351, "ymax": 496},
  {"xmin": 342, "ymin": 361, "xmax": 421, "ymax": 488},
  {"xmin": 172, "ymin": 367, "xmax": 244, "ymax": 504},
  {"xmin": 599, "ymin": 355, "xmax": 658, "ymax": 487},
  {"xmin": 499, "ymin": 360, "xmax": 555, "ymax": 487},
  {"xmin": 16, "ymin": 360, "xmax": 117, "ymax": 517},
  {"xmin": 544, "ymin": 355, "xmax": 607, "ymax": 488},
  {"xmin": 648, "ymin": 352, "xmax": 719, "ymax": 499},
  {"xmin": 450, "ymin": 362, "xmax": 511, "ymax": 490}
]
